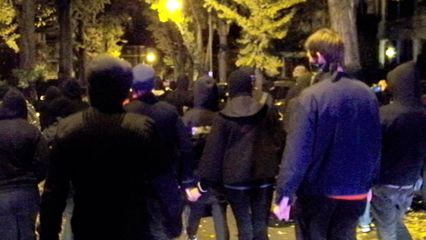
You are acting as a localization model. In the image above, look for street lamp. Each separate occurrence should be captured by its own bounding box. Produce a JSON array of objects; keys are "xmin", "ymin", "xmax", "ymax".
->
[
  {"xmin": 385, "ymin": 46, "xmax": 397, "ymax": 59},
  {"xmin": 145, "ymin": 48, "xmax": 158, "ymax": 65},
  {"xmin": 166, "ymin": 0, "xmax": 182, "ymax": 14},
  {"xmin": 146, "ymin": 52, "xmax": 157, "ymax": 64}
]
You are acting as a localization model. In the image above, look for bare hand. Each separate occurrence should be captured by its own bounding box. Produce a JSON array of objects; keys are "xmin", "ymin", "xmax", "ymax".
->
[
  {"xmin": 273, "ymin": 196, "xmax": 291, "ymax": 221},
  {"xmin": 185, "ymin": 187, "xmax": 202, "ymax": 202}
]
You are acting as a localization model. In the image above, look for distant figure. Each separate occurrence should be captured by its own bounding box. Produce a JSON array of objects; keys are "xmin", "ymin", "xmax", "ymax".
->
[
  {"xmin": 37, "ymin": 85, "xmax": 62, "ymax": 130},
  {"xmin": 165, "ymin": 74, "xmax": 194, "ymax": 115},
  {"xmin": 274, "ymin": 28, "xmax": 381, "ymax": 240},
  {"xmin": 0, "ymin": 88, "xmax": 49, "ymax": 240},
  {"xmin": 292, "ymin": 65, "xmax": 309, "ymax": 80},
  {"xmin": 39, "ymin": 55, "xmax": 168, "ymax": 240}
]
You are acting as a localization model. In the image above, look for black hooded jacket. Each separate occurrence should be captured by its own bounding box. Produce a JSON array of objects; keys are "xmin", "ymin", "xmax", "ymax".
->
[
  {"xmin": 0, "ymin": 88, "xmax": 49, "ymax": 189},
  {"xmin": 198, "ymin": 94, "xmax": 285, "ymax": 187},
  {"xmin": 378, "ymin": 61, "xmax": 426, "ymax": 186}
]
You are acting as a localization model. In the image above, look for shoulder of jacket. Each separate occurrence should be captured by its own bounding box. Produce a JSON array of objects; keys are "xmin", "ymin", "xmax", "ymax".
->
[{"xmin": 56, "ymin": 111, "xmax": 85, "ymax": 139}]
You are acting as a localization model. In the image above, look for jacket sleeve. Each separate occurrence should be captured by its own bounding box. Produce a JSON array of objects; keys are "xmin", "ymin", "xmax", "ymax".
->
[
  {"xmin": 33, "ymin": 133, "xmax": 49, "ymax": 183},
  {"xmin": 39, "ymin": 139, "xmax": 71, "ymax": 240},
  {"xmin": 175, "ymin": 116, "xmax": 196, "ymax": 188},
  {"xmin": 275, "ymin": 95, "xmax": 316, "ymax": 203},
  {"xmin": 197, "ymin": 114, "xmax": 227, "ymax": 187}
]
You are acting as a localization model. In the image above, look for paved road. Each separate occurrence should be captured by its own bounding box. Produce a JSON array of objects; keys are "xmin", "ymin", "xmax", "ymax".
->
[{"xmin": 178, "ymin": 209, "xmax": 426, "ymax": 240}]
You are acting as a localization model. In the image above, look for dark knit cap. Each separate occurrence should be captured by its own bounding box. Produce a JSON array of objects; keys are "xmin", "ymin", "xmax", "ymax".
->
[
  {"xmin": 228, "ymin": 69, "xmax": 253, "ymax": 97},
  {"xmin": 132, "ymin": 64, "xmax": 156, "ymax": 91}
]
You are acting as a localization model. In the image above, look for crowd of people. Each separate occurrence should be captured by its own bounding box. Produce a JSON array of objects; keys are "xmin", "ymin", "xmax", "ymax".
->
[{"xmin": 0, "ymin": 28, "xmax": 425, "ymax": 240}]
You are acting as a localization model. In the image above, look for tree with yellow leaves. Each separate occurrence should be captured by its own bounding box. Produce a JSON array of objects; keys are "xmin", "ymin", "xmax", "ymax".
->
[
  {"xmin": 0, "ymin": 0, "xmax": 19, "ymax": 52},
  {"xmin": 205, "ymin": 0, "xmax": 305, "ymax": 81}
]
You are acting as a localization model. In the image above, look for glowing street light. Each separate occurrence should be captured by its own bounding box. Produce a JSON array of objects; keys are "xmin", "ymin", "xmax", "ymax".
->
[
  {"xmin": 145, "ymin": 48, "xmax": 158, "ymax": 65},
  {"xmin": 385, "ymin": 46, "xmax": 397, "ymax": 59},
  {"xmin": 146, "ymin": 52, "xmax": 157, "ymax": 64},
  {"xmin": 166, "ymin": 0, "xmax": 182, "ymax": 14}
]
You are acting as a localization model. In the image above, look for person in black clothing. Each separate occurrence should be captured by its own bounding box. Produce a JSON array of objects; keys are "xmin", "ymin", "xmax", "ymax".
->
[
  {"xmin": 165, "ymin": 73, "xmax": 194, "ymax": 116},
  {"xmin": 196, "ymin": 69, "xmax": 285, "ymax": 240},
  {"xmin": 125, "ymin": 64, "xmax": 195, "ymax": 239},
  {"xmin": 371, "ymin": 59, "xmax": 426, "ymax": 240},
  {"xmin": 38, "ymin": 55, "xmax": 168, "ymax": 240},
  {"xmin": 0, "ymin": 88, "xmax": 49, "ymax": 240},
  {"xmin": 182, "ymin": 75, "xmax": 229, "ymax": 240}
]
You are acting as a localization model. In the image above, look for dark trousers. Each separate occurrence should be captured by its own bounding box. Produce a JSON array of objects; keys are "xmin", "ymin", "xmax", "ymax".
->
[
  {"xmin": 294, "ymin": 195, "xmax": 366, "ymax": 240},
  {"xmin": 226, "ymin": 186, "xmax": 273, "ymax": 240},
  {"xmin": 0, "ymin": 187, "xmax": 39, "ymax": 240},
  {"xmin": 186, "ymin": 191, "xmax": 229, "ymax": 240}
]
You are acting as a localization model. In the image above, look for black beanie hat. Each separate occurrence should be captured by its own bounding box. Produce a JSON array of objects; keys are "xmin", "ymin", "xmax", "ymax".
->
[{"xmin": 228, "ymin": 69, "xmax": 253, "ymax": 97}]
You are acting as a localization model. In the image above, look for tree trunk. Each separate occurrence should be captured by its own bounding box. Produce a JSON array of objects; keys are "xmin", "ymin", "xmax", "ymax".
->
[
  {"xmin": 217, "ymin": 19, "xmax": 229, "ymax": 82},
  {"xmin": 254, "ymin": 68, "xmax": 265, "ymax": 90},
  {"xmin": 328, "ymin": 0, "xmax": 361, "ymax": 69},
  {"xmin": 56, "ymin": 0, "xmax": 73, "ymax": 81},
  {"xmin": 75, "ymin": 19, "xmax": 86, "ymax": 86},
  {"xmin": 205, "ymin": 13, "xmax": 213, "ymax": 76},
  {"xmin": 16, "ymin": 0, "xmax": 35, "ymax": 70}
]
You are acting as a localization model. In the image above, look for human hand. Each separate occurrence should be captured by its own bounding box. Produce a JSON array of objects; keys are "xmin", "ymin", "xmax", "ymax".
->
[
  {"xmin": 273, "ymin": 196, "xmax": 291, "ymax": 221},
  {"xmin": 367, "ymin": 189, "xmax": 372, "ymax": 202},
  {"xmin": 185, "ymin": 187, "xmax": 202, "ymax": 202}
]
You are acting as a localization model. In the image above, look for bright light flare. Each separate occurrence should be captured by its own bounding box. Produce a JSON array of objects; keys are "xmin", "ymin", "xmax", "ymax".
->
[
  {"xmin": 385, "ymin": 46, "xmax": 397, "ymax": 59},
  {"xmin": 166, "ymin": 0, "xmax": 182, "ymax": 13},
  {"xmin": 146, "ymin": 52, "xmax": 157, "ymax": 63}
]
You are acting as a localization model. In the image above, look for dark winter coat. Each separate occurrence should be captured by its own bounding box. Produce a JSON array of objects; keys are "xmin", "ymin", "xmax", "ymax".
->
[
  {"xmin": 0, "ymin": 88, "xmax": 49, "ymax": 189},
  {"xmin": 125, "ymin": 92, "xmax": 195, "ymax": 186},
  {"xmin": 39, "ymin": 107, "xmax": 168, "ymax": 240},
  {"xmin": 377, "ymin": 61, "xmax": 426, "ymax": 186},
  {"xmin": 198, "ymin": 94, "xmax": 285, "ymax": 188}
]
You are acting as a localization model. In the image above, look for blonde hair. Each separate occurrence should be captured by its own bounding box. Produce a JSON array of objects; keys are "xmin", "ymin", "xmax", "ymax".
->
[{"xmin": 304, "ymin": 28, "xmax": 344, "ymax": 66}]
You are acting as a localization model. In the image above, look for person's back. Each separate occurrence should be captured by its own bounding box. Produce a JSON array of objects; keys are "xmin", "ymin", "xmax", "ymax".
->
[
  {"xmin": 125, "ymin": 64, "xmax": 192, "ymax": 239},
  {"xmin": 274, "ymin": 28, "xmax": 381, "ymax": 240},
  {"xmin": 378, "ymin": 61, "xmax": 426, "ymax": 185},
  {"xmin": 288, "ymin": 71, "xmax": 380, "ymax": 196},
  {"xmin": 0, "ymin": 88, "xmax": 49, "ymax": 240},
  {"xmin": 39, "ymin": 55, "xmax": 168, "ymax": 240},
  {"xmin": 372, "ymin": 60, "xmax": 426, "ymax": 240},
  {"xmin": 165, "ymin": 74, "xmax": 194, "ymax": 115}
]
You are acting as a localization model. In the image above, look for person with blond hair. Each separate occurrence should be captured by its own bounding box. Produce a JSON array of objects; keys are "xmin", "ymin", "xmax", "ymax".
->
[{"xmin": 274, "ymin": 28, "xmax": 381, "ymax": 240}]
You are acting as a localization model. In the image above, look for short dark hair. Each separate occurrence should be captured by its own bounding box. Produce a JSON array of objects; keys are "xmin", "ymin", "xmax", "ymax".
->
[
  {"xmin": 305, "ymin": 28, "xmax": 344, "ymax": 66},
  {"xmin": 86, "ymin": 55, "xmax": 132, "ymax": 112}
]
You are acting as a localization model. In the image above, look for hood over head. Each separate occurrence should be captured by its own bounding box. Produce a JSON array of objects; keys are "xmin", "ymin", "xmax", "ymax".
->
[
  {"xmin": 0, "ymin": 88, "xmax": 28, "ymax": 120},
  {"xmin": 387, "ymin": 61, "xmax": 422, "ymax": 106},
  {"xmin": 221, "ymin": 95, "xmax": 265, "ymax": 118},
  {"xmin": 44, "ymin": 85, "xmax": 62, "ymax": 101},
  {"xmin": 193, "ymin": 75, "xmax": 219, "ymax": 111},
  {"xmin": 227, "ymin": 69, "xmax": 253, "ymax": 98},
  {"xmin": 61, "ymin": 80, "xmax": 84, "ymax": 99},
  {"xmin": 176, "ymin": 74, "xmax": 190, "ymax": 91}
]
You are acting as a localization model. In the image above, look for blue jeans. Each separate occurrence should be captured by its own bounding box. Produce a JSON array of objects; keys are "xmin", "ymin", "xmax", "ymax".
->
[
  {"xmin": 358, "ymin": 200, "xmax": 372, "ymax": 227},
  {"xmin": 0, "ymin": 186, "xmax": 40, "ymax": 240},
  {"xmin": 225, "ymin": 186, "xmax": 273, "ymax": 240},
  {"xmin": 371, "ymin": 185, "xmax": 414, "ymax": 240},
  {"xmin": 294, "ymin": 195, "xmax": 365, "ymax": 240}
]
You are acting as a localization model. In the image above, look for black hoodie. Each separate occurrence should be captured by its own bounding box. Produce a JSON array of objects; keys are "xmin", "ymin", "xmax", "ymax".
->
[{"xmin": 378, "ymin": 61, "xmax": 426, "ymax": 186}]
